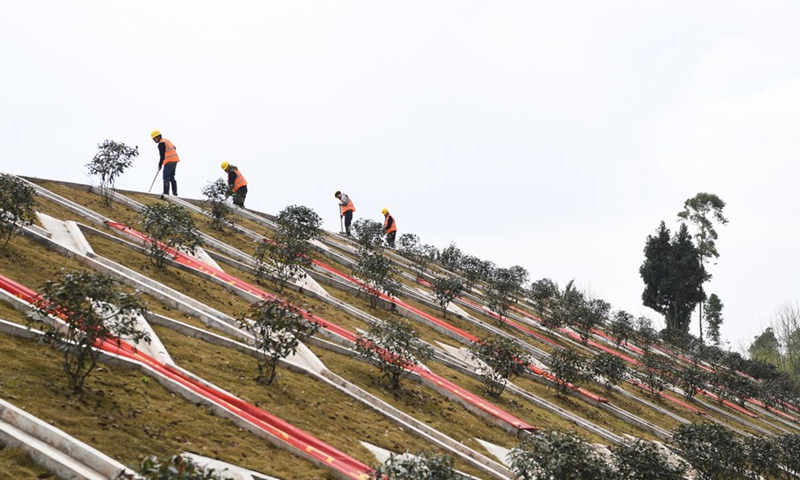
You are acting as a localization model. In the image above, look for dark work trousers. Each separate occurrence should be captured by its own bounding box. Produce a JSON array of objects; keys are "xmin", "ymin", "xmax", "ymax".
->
[
  {"xmin": 233, "ymin": 186, "xmax": 247, "ymax": 207},
  {"xmin": 162, "ymin": 162, "xmax": 178, "ymax": 196},
  {"xmin": 386, "ymin": 230, "xmax": 396, "ymax": 248},
  {"xmin": 343, "ymin": 210, "xmax": 353, "ymax": 235}
]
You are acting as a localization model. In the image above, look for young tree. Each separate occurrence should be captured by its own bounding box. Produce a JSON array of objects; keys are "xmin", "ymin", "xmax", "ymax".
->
[
  {"xmin": 353, "ymin": 248, "xmax": 401, "ymax": 308},
  {"xmin": 611, "ymin": 439, "xmax": 686, "ymax": 480},
  {"xmin": 370, "ymin": 451, "xmax": 457, "ymax": 480},
  {"xmin": 352, "ymin": 218, "xmax": 385, "ymax": 250},
  {"xmin": 548, "ymin": 348, "xmax": 589, "ymax": 397},
  {"xmin": 485, "ymin": 267, "xmax": 522, "ymax": 325},
  {"xmin": 33, "ymin": 270, "xmax": 149, "ymax": 393},
  {"xmin": 674, "ymin": 362, "xmax": 706, "ymax": 401},
  {"xmin": 355, "ymin": 319, "xmax": 434, "ymax": 390},
  {"xmin": 640, "ymin": 222, "xmax": 706, "ymax": 333},
  {"xmin": 200, "ymin": 179, "xmax": 234, "ymax": 231},
  {"xmin": 0, "ymin": 174, "xmax": 38, "ymax": 249},
  {"xmin": 634, "ymin": 317, "xmax": 659, "ymax": 353},
  {"xmin": 396, "ymin": 233, "xmax": 438, "ymax": 278},
  {"xmin": 704, "ymin": 293, "xmax": 723, "ymax": 346},
  {"xmin": 459, "ymin": 255, "xmax": 492, "ymax": 291},
  {"xmin": 437, "ymin": 243, "xmax": 463, "ymax": 272},
  {"xmin": 253, "ymin": 205, "xmax": 323, "ymax": 293},
  {"xmin": 590, "ymin": 352, "xmax": 628, "ymax": 391},
  {"xmin": 573, "ymin": 296, "xmax": 610, "ymax": 345},
  {"xmin": 671, "ymin": 422, "xmax": 746, "ymax": 480},
  {"xmin": 609, "ymin": 310, "xmax": 635, "ymax": 347},
  {"xmin": 508, "ymin": 430, "xmax": 615, "ymax": 480},
  {"xmin": 117, "ymin": 455, "xmax": 226, "ymax": 480},
  {"xmin": 138, "ymin": 203, "xmax": 202, "ymax": 268},
  {"xmin": 469, "ymin": 335, "xmax": 531, "ymax": 398},
  {"xmin": 639, "ymin": 352, "xmax": 673, "ymax": 399},
  {"xmin": 678, "ymin": 192, "xmax": 728, "ymax": 343},
  {"xmin": 743, "ymin": 435, "xmax": 782, "ymax": 480},
  {"xmin": 539, "ymin": 279, "xmax": 584, "ymax": 331},
  {"xmin": 238, "ymin": 298, "xmax": 319, "ymax": 385},
  {"xmin": 429, "ymin": 275, "xmax": 464, "ymax": 319},
  {"xmin": 86, "ymin": 140, "xmax": 139, "ymax": 206},
  {"xmin": 527, "ymin": 277, "xmax": 560, "ymax": 318}
]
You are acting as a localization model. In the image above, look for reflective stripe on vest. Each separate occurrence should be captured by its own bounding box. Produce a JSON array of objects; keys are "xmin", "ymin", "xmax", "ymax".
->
[
  {"xmin": 384, "ymin": 214, "xmax": 397, "ymax": 234},
  {"xmin": 339, "ymin": 196, "xmax": 355, "ymax": 215},
  {"xmin": 232, "ymin": 169, "xmax": 247, "ymax": 192},
  {"xmin": 161, "ymin": 138, "xmax": 180, "ymax": 165}
]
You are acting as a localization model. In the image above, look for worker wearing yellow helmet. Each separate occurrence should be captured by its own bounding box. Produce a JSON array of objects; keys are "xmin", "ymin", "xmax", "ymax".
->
[
  {"xmin": 382, "ymin": 208, "xmax": 397, "ymax": 248},
  {"xmin": 334, "ymin": 190, "xmax": 356, "ymax": 236},
  {"xmin": 151, "ymin": 130, "xmax": 180, "ymax": 196},
  {"xmin": 220, "ymin": 161, "xmax": 248, "ymax": 207}
]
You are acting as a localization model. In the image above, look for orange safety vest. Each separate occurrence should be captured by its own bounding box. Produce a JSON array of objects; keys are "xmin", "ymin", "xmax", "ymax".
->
[
  {"xmin": 383, "ymin": 214, "xmax": 397, "ymax": 234},
  {"xmin": 231, "ymin": 168, "xmax": 247, "ymax": 192},
  {"xmin": 160, "ymin": 138, "xmax": 180, "ymax": 165},
  {"xmin": 339, "ymin": 195, "xmax": 356, "ymax": 215}
]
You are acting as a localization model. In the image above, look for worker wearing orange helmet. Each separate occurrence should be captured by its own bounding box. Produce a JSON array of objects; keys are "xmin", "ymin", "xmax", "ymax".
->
[
  {"xmin": 151, "ymin": 130, "xmax": 180, "ymax": 196},
  {"xmin": 382, "ymin": 208, "xmax": 397, "ymax": 248},
  {"xmin": 334, "ymin": 191, "xmax": 355, "ymax": 236},
  {"xmin": 220, "ymin": 161, "xmax": 248, "ymax": 207}
]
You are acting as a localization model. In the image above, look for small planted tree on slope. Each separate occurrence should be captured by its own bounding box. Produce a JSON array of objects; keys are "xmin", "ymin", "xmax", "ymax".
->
[
  {"xmin": 355, "ymin": 318, "xmax": 434, "ymax": 390},
  {"xmin": 138, "ymin": 202, "xmax": 202, "ymax": 268},
  {"xmin": 354, "ymin": 248, "xmax": 401, "ymax": 308},
  {"xmin": 34, "ymin": 270, "xmax": 149, "ymax": 393},
  {"xmin": 200, "ymin": 179, "xmax": 234, "ymax": 231},
  {"xmin": 429, "ymin": 275, "xmax": 464, "ymax": 319},
  {"xmin": 370, "ymin": 451, "xmax": 457, "ymax": 480},
  {"xmin": 86, "ymin": 140, "xmax": 138, "ymax": 206},
  {"xmin": 469, "ymin": 335, "xmax": 531, "ymax": 398},
  {"xmin": 0, "ymin": 173, "xmax": 38, "ymax": 249},
  {"xmin": 508, "ymin": 430, "xmax": 615, "ymax": 480},
  {"xmin": 238, "ymin": 298, "xmax": 319, "ymax": 385}
]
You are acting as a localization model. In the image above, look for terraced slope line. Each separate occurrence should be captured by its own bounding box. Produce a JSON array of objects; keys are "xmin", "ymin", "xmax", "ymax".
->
[
  {"xmin": 107, "ymin": 222, "xmax": 537, "ymax": 432},
  {"xmin": 0, "ymin": 273, "xmax": 373, "ymax": 480}
]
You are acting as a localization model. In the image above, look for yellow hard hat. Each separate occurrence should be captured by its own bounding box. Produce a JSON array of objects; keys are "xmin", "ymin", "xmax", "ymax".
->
[
  {"xmin": 220, "ymin": 161, "xmax": 229, "ymax": 170},
  {"xmin": 150, "ymin": 130, "xmax": 161, "ymax": 139},
  {"xmin": 381, "ymin": 208, "xmax": 388, "ymax": 215}
]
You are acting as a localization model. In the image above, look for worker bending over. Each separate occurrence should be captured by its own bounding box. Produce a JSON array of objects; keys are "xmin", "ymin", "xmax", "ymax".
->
[
  {"xmin": 335, "ymin": 191, "xmax": 356, "ymax": 236},
  {"xmin": 382, "ymin": 208, "xmax": 397, "ymax": 248},
  {"xmin": 221, "ymin": 161, "xmax": 248, "ymax": 207}
]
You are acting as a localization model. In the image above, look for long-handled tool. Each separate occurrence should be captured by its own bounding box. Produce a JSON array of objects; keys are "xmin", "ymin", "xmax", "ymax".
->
[
  {"xmin": 339, "ymin": 207, "xmax": 344, "ymax": 235},
  {"xmin": 148, "ymin": 170, "xmax": 159, "ymax": 193}
]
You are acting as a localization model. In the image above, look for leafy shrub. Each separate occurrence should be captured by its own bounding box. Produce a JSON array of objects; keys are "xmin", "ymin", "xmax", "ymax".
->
[
  {"xmin": 138, "ymin": 203, "xmax": 202, "ymax": 268},
  {"xmin": 86, "ymin": 140, "xmax": 138, "ymax": 206},
  {"xmin": 548, "ymin": 348, "xmax": 589, "ymax": 396},
  {"xmin": 429, "ymin": 275, "xmax": 464, "ymax": 319},
  {"xmin": 354, "ymin": 248, "xmax": 400, "ymax": 308},
  {"xmin": 509, "ymin": 430, "xmax": 615, "ymax": 480},
  {"xmin": 0, "ymin": 173, "xmax": 38, "ymax": 249},
  {"xmin": 355, "ymin": 319, "xmax": 434, "ymax": 390},
  {"xmin": 200, "ymin": 179, "xmax": 234, "ymax": 231},
  {"xmin": 118, "ymin": 454, "xmax": 229, "ymax": 479},
  {"xmin": 469, "ymin": 336, "xmax": 531, "ymax": 398},
  {"xmin": 238, "ymin": 298, "xmax": 318, "ymax": 385},
  {"xmin": 590, "ymin": 352, "xmax": 628, "ymax": 391},
  {"xmin": 34, "ymin": 270, "xmax": 149, "ymax": 393},
  {"xmin": 671, "ymin": 422, "xmax": 746, "ymax": 480},
  {"xmin": 611, "ymin": 439, "xmax": 686, "ymax": 480},
  {"xmin": 370, "ymin": 451, "xmax": 457, "ymax": 480}
]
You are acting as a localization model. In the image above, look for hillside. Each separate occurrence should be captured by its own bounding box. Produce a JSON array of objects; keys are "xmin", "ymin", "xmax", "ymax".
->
[{"xmin": 0, "ymin": 176, "xmax": 798, "ymax": 479}]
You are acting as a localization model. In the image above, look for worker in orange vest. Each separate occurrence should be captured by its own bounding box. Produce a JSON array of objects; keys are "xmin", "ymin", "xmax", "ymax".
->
[
  {"xmin": 334, "ymin": 191, "xmax": 356, "ymax": 236},
  {"xmin": 221, "ymin": 161, "xmax": 248, "ymax": 207},
  {"xmin": 151, "ymin": 130, "xmax": 180, "ymax": 196},
  {"xmin": 382, "ymin": 208, "xmax": 397, "ymax": 248}
]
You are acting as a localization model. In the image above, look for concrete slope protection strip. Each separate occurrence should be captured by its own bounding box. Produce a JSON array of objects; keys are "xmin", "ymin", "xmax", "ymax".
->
[
  {"xmin": 0, "ymin": 273, "xmax": 373, "ymax": 480},
  {"xmin": 106, "ymin": 222, "xmax": 537, "ymax": 432}
]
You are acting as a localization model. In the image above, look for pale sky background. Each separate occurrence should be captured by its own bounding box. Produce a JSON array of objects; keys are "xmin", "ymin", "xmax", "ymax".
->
[{"xmin": 2, "ymin": 1, "xmax": 799, "ymax": 350}]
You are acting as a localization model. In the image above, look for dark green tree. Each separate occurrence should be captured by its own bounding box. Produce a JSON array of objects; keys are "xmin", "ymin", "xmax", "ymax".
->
[
  {"xmin": 590, "ymin": 352, "xmax": 628, "ymax": 391},
  {"xmin": 549, "ymin": 348, "xmax": 589, "ymax": 397},
  {"xmin": 118, "ymin": 454, "xmax": 225, "ymax": 479},
  {"xmin": 355, "ymin": 319, "xmax": 434, "ymax": 390},
  {"xmin": 86, "ymin": 140, "xmax": 139, "ymax": 206},
  {"xmin": 34, "ymin": 270, "xmax": 149, "ymax": 393},
  {"xmin": 705, "ymin": 293, "xmax": 723, "ymax": 346},
  {"xmin": 0, "ymin": 174, "xmax": 38, "ymax": 249},
  {"xmin": 527, "ymin": 278, "xmax": 560, "ymax": 318},
  {"xmin": 459, "ymin": 255, "xmax": 492, "ymax": 291},
  {"xmin": 437, "ymin": 243, "xmax": 463, "ymax": 272},
  {"xmin": 138, "ymin": 203, "xmax": 202, "ymax": 268},
  {"xmin": 429, "ymin": 275, "xmax": 464, "ymax": 319},
  {"xmin": 634, "ymin": 317, "xmax": 659, "ymax": 353},
  {"xmin": 370, "ymin": 451, "xmax": 457, "ymax": 480},
  {"xmin": 509, "ymin": 430, "xmax": 616, "ymax": 480},
  {"xmin": 469, "ymin": 335, "xmax": 531, "ymax": 398},
  {"xmin": 353, "ymin": 248, "xmax": 401, "ymax": 308},
  {"xmin": 396, "ymin": 233, "xmax": 438, "ymax": 278},
  {"xmin": 352, "ymin": 218, "xmax": 385, "ymax": 250},
  {"xmin": 748, "ymin": 327, "xmax": 781, "ymax": 366},
  {"xmin": 200, "ymin": 179, "xmax": 234, "ymax": 231},
  {"xmin": 253, "ymin": 205, "xmax": 322, "ymax": 293},
  {"xmin": 640, "ymin": 222, "xmax": 706, "ymax": 333},
  {"xmin": 609, "ymin": 310, "xmax": 635, "ymax": 347},
  {"xmin": 678, "ymin": 193, "xmax": 728, "ymax": 343},
  {"xmin": 485, "ymin": 267, "xmax": 521, "ymax": 325},
  {"xmin": 672, "ymin": 422, "xmax": 746, "ymax": 480},
  {"xmin": 238, "ymin": 298, "xmax": 319, "ymax": 385},
  {"xmin": 573, "ymin": 296, "xmax": 610, "ymax": 344},
  {"xmin": 612, "ymin": 439, "xmax": 686, "ymax": 480}
]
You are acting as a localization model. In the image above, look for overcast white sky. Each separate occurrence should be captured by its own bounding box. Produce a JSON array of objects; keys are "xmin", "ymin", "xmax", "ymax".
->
[{"xmin": 2, "ymin": 1, "xmax": 799, "ymax": 349}]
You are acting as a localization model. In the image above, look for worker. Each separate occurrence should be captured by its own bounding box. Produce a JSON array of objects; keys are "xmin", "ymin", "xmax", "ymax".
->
[
  {"xmin": 382, "ymin": 208, "xmax": 397, "ymax": 248},
  {"xmin": 151, "ymin": 130, "xmax": 180, "ymax": 196},
  {"xmin": 334, "ymin": 191, "xmax": 356, "ymax": 236},
  {"xmin": 220, "ymin": 162, "xmax": 248, "ymax": 207}
]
